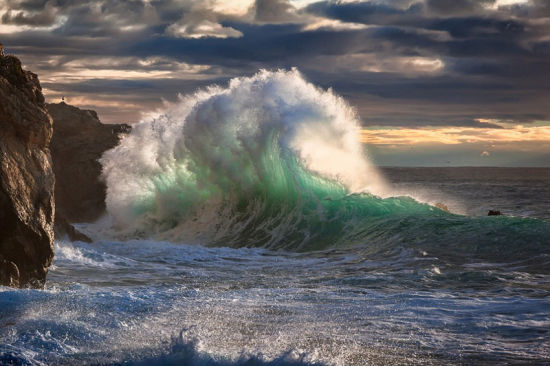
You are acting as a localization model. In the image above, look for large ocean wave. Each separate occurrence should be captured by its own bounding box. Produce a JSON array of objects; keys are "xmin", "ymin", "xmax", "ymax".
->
[{"xmin": 100, "ymin": 69, "xmax": 550, "ymax": 262}]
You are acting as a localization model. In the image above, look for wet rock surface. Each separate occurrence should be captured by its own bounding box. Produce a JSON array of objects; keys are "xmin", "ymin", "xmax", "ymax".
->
[{"xmin": 0, "ymin": 55, "xmax": 55, "ymax": 288}]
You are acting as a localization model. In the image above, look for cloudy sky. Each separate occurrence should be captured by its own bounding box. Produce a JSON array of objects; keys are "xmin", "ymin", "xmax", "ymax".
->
[{"xmin": 2, "ymin": 0, "xmax": 550, "ymax": 166}]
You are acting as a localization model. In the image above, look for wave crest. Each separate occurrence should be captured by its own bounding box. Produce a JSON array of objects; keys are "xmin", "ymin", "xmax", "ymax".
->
[
  {"xmin": 101, "ymin": 69, "xmax": 393, "ymax": 248},
  {"xmin": 100, "ymin": 69, "xmax": 550, "ymax": 257}
]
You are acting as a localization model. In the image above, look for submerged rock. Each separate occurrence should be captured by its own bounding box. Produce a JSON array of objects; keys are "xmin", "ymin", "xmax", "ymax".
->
[
  {"xmin": 0, "ymin": 55, "xmax": 55, "ymax": 288},
  {"xmin": 47, "ymin": 102, "xmax": 130, "ymax": 223},
  {"xmin": 435, "ymin": 202, "xmax": 450, "ymax": 212}
]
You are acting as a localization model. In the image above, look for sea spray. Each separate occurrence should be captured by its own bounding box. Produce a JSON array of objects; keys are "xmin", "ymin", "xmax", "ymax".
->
[
  {"xmin": 101, "ymin": 69, "xmax": 550, "ymax": 258},
  {"xmin": 101, "ymin": 69, "xmax": 393, "ymax": 248}
]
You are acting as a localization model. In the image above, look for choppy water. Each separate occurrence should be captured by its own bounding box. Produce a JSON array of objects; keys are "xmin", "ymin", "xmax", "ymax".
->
[
  {"xmin": 1, "ymin": 168, "xmax": 549, "ymax": 366},
  {"xmin": 383, "ymin": 167, "xmax": 550, "ymax": 220},
  {"xmin": 1, "ymin": 70, "xmax": 550, "ymax": 365}
]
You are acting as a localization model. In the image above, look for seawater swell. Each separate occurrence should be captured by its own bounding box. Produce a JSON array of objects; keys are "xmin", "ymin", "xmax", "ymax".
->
[{"xmin": 101, "ymin": 69, "xmax": 550, "ymax": 263}]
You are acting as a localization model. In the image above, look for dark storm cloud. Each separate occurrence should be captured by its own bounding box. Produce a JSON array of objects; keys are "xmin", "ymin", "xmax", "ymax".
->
[
  {"xmin": 529, "ymin": 0, "xmax": 550, "ymax": 16},
  {"xmin": 305, "ymin": 69, "xmax": 550, "ymax": 127},
  {"xmin": 506, "ymin": 0, "xmax": 550, "ymax": 17},
  {"xmin": 1, "ymin": 3, "xmax": 57, "ymax": 26},
  {"xmin": 253, "ymin": 0, "xmax": 298, "ymax": 23},
  {"xmin": 301, "ymin": 1, "xmax": 550, "ymax": 80},
  {"xmin": 129, "ymin": 24, "xmax": 375, "ymax": 65},
  {"xmin": 3, "ymin": 0, "xmax": 50, "ymax": 11},
  {"xmin": 427, "ymin": 17, "xmax": 525, "ymax": 39},
  {"xmin": 1, "ymin": 0, "xmax": 550, "ymax": 127},
  {"xmin": 305, "ymin": 0, "xmax": 424, "ymax": 26}
]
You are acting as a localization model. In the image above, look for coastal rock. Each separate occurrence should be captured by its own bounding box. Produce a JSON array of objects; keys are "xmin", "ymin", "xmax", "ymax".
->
[
  {"xmin": 0, "ymin": 55, "xmax": 55, "ymax": 288},
  {"xmin": 54, "ymin": 212, "xmax": 92, "ymax": 243},
  {"xmin": 435, "ymin": 202, "xmax": 450, "ymax": 212},
  {"xmin": 488, "ymin": 210, "xmax": 502, "ymax": 216},
  {"xmin": 47, "ymin": 102, "xmax": 130, "ymax": 223}
]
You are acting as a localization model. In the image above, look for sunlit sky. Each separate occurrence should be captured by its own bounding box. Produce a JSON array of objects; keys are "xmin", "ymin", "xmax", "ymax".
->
[{"xmin": 2, "ymin": 0, "xmax": 550, "ymax": 166}]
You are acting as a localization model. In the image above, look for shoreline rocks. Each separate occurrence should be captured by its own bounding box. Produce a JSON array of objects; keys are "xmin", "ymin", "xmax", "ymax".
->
[
  {"xmin": 0, "ymin": 55, "xmax": 55, "ymax": 288},
  {"xmin": 47, "ymin": 102, "xmax": 130, "ymax": 223}
]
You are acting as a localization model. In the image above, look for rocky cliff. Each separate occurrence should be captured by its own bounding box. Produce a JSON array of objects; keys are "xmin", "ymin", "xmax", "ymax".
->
[
  {"xmin": 0, "ymin": 55, "xmax": 55, "ymax": 288},
  {"xmin": 47, "ymin": 102, "xmax": 130, "ymax": 223}
]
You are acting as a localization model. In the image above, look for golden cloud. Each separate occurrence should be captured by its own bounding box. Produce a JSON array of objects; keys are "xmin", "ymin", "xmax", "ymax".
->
[{"xmin": 361, "ymin": 125, "xmax": 550, "ymax": 145}]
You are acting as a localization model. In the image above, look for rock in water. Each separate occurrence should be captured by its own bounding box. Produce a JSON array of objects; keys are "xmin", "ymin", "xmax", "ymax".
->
[
  {"xmin": 47, "ymin": 102, "xmax": 130, "ymax": 223},
  {"xmin": 0, "ymin": 55, "xmax": 55, "ymax": 288},
  {"xmin": 54, "ymin": 212, "xmax": 92, "ymax": 243},
  {"xmin": 435, "ymin": 202, "xmax": 450, "ymax": 212}
]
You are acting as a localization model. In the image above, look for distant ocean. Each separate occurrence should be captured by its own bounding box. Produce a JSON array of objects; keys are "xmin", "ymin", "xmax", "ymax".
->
[
  {"xmin": 1, "ymin": 71, "xmax": 549, "ymax": 365},
  {"xmin": 382, "ymin": 167, "xmax": 550, "ymax": 220}
]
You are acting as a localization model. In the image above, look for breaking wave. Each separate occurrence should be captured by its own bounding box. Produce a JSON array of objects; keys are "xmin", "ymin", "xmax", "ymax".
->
[{"xmin": 101, "ymin": 69, "xmax": 550, "ymax": 260}]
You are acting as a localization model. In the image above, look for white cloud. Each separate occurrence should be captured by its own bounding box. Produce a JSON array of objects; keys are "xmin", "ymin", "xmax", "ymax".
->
[
  {"xmin": 210, "ymin": 0, "xmax": 255, "ymax": 16},
  {"xmin": 303, "ymin": 18, "xmax": 369, "ymax": 31},
  {"xmin": 0, "ymin": 11, "xmax": 67, "ymax": 33},
  {"xmin": 493, "ymin": 0, "xmax": 529, "ymax": 7},
  {"xmin": 166, "ymin": 19, "xmax": 243, "ymax": 39},
  {"xmin": 35, "ymin": 56, "xmax": 211, "ymax": 84},
  {"xmin": 309, "ymin": 54, "xmax": 445, "ymax": 74}
]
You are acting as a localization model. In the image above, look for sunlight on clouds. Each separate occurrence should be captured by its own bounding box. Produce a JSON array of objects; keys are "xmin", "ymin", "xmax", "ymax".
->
[
  {"xmin": 408, "ymin": 58, "xmax": 444, "ymax": 72},
  {"xmin": 210, "ymin": 0, "xmax": 255, "ymax": 16},
  {"xmin": 361, "ymin": 125, "xmax": 550, "ymax": 145},
  {"xmin": 496, "ymin": 0, "xmax": 529, "ymax": 4},
  {"xmin": 303, "ymin": 18, "xmax": 369, "ymax": 31},
  {"xmin": 119, "ymin": 24, "xmax": 147, "ymax": 32},
  {"xmin": 36, "ymin": 57, "xmax": 211, "ymax": 83},
  {"xmin": 0, "ymin": 12, "xmax": 67, "ymax": 33},
  {"xmin": 166, "ymin": 20, "xmax": 243, "ymax": 39},
  {"xmin": 48, "ymin": 69, "xmax": 172, "ymax": 80},
  {"xmin": 491, "ymin": 0, "xmax": 529, "ymax": 8},
  {"xmin": 359, "ymin": 56, "xmax": 444, "ymax": 74},
  {"xmin": 289, "ymin": 0, "xmax": 319, "ymax": 8},
  {"xmin": 310, "ymin": 54, "xmax": 445, "ymax": 74}
]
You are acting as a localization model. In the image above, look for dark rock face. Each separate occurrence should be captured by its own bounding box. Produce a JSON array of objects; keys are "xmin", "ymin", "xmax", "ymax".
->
[
  {"xmin": 47, "ymin": 102, "xmax": 130, "ymax": 223},
  {"xmin": 54, "ymin": 212, "xmax": 92, "ymax": 243},
  {"xmin": 0, "ymin": 55, "xmax": 55, "ymax": 288}
]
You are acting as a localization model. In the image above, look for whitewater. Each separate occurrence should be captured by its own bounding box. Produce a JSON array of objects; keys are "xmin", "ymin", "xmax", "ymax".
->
[{"xmin": 1, "ymin": 70, "xmax": 550, "ymax": 365}]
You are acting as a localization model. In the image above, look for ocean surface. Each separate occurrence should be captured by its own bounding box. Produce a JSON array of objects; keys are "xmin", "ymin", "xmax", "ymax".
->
[
  {"xmin": 382, "ymin": 167, "xmax": 550, "ymax": 221},
  {"xmin": 1, "ymin": 71, "xmax": 550, "ymax": 365}
]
